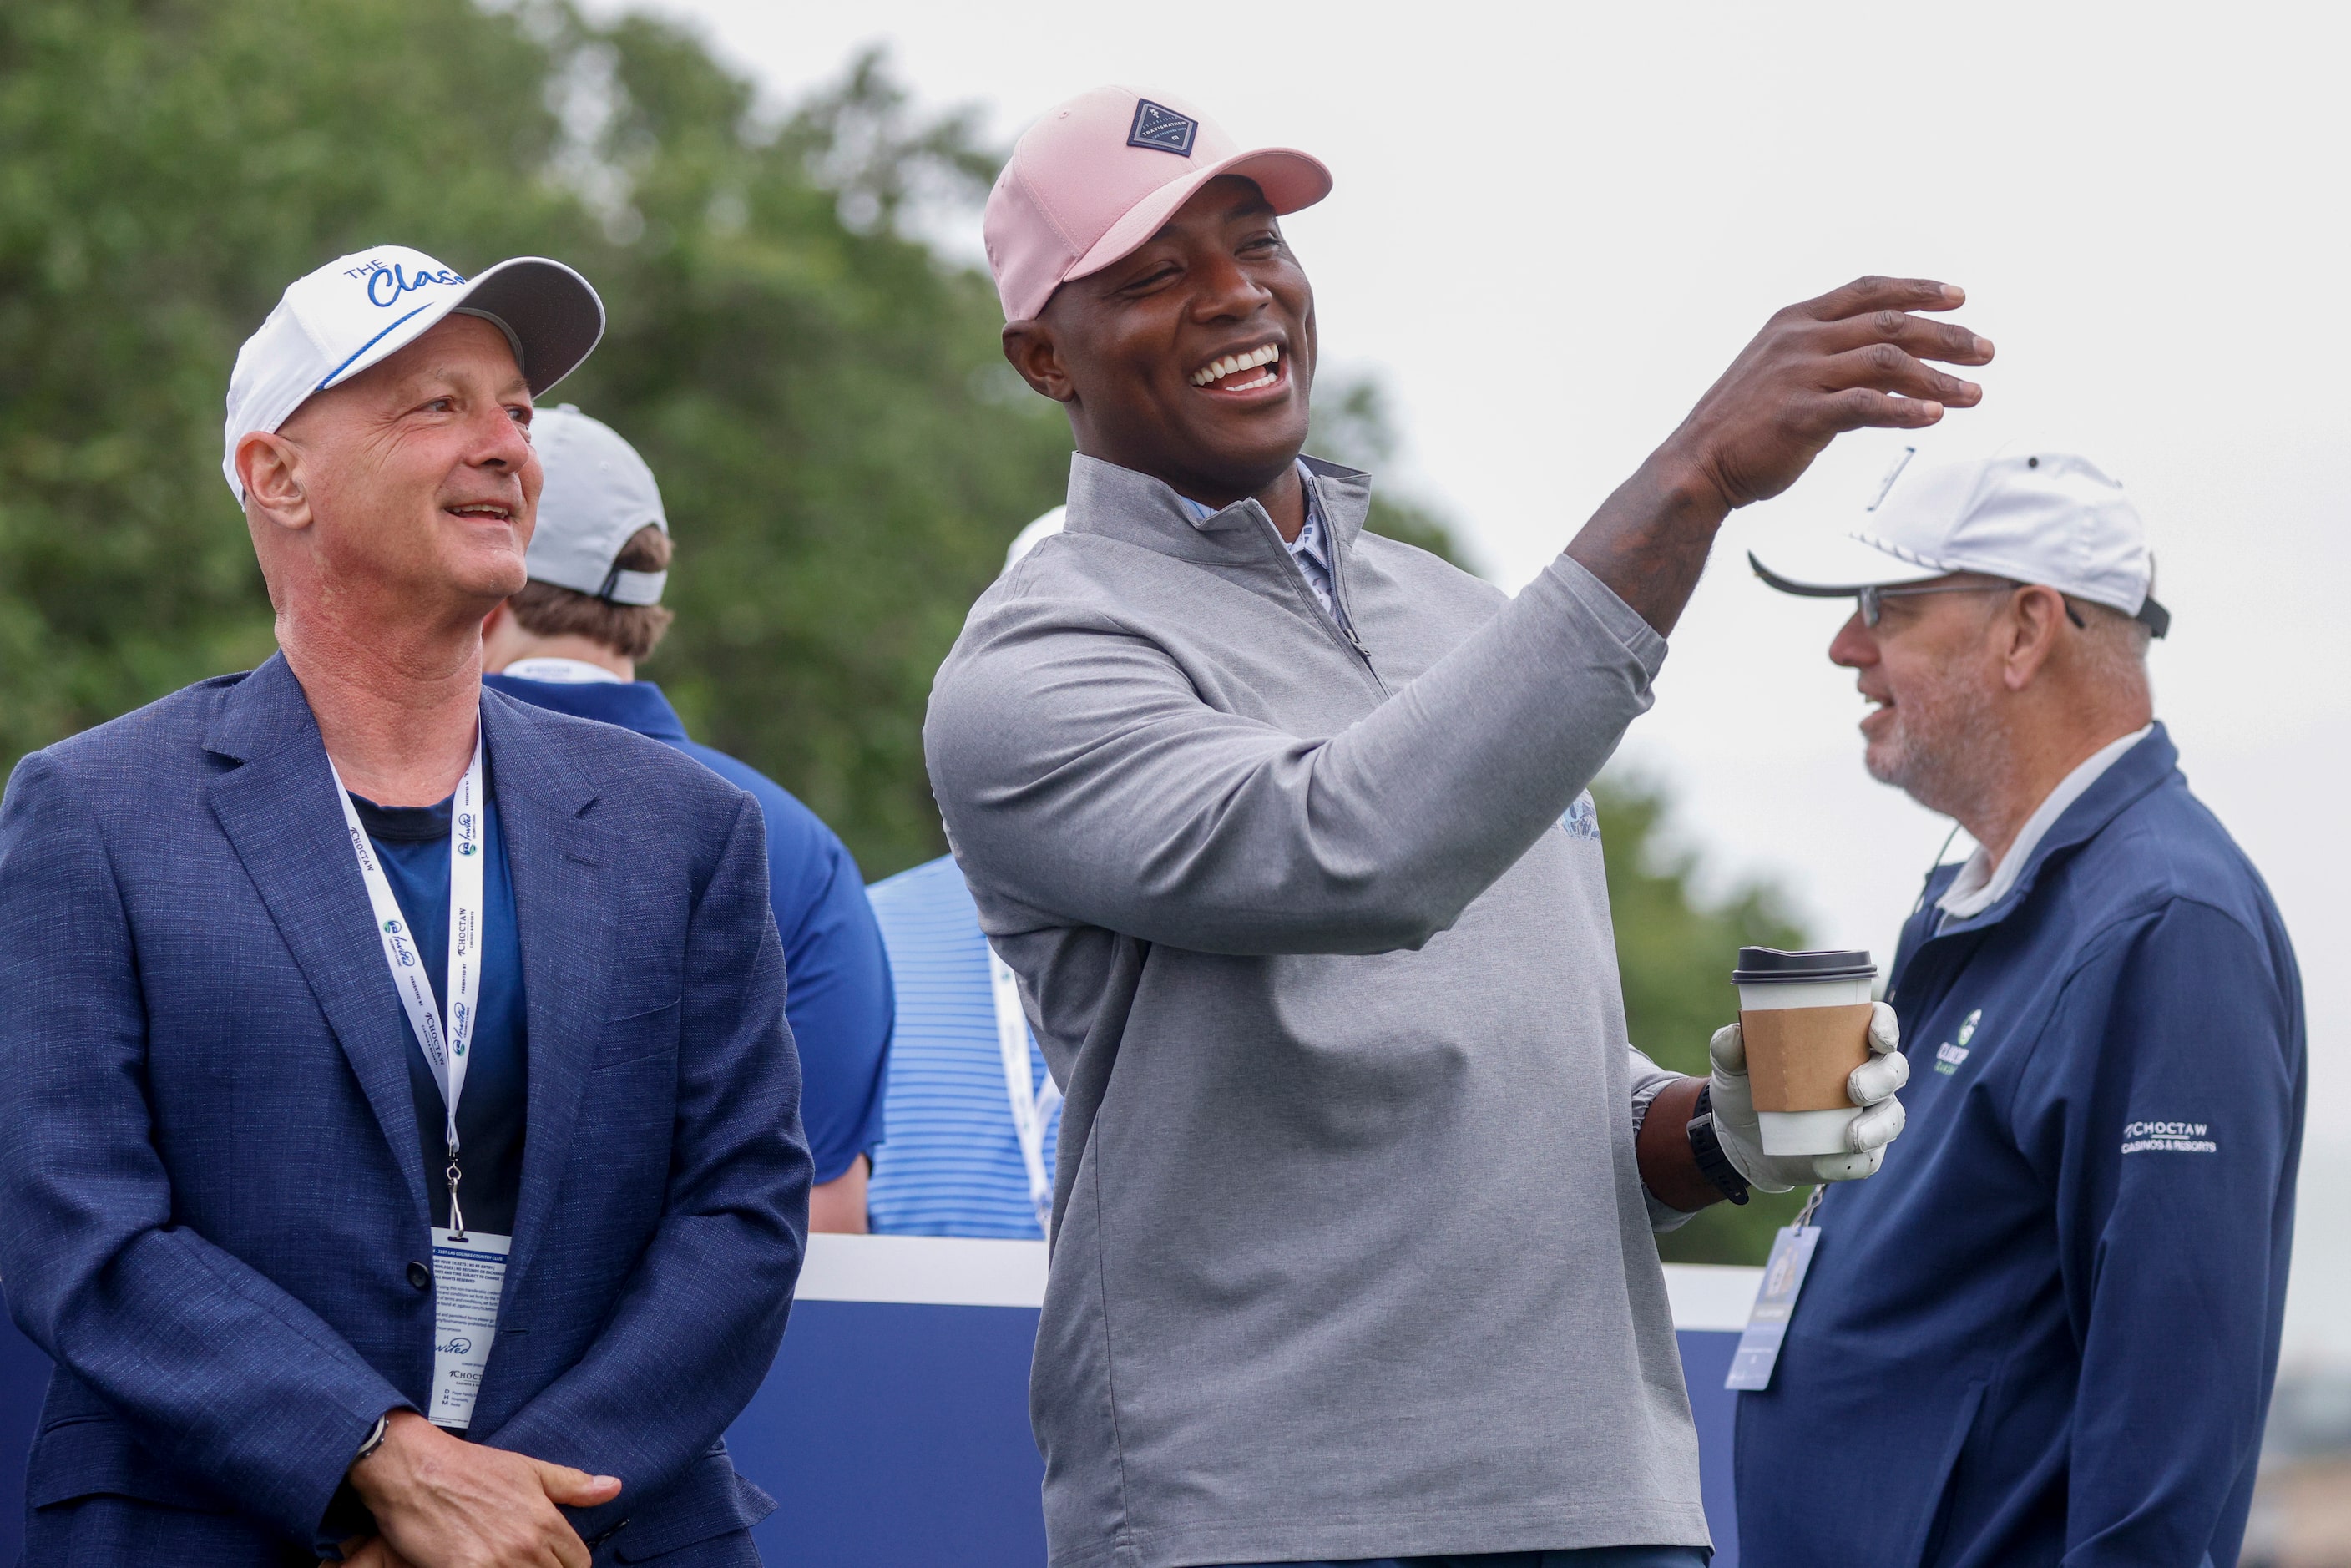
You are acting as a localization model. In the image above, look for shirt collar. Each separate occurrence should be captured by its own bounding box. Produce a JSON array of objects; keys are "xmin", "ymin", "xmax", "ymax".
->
[
  {"xmin": 498, "ymin": 655, "xmax": 624, "ymax": 685},
  {"xmin": 483, "ymin": 672, "xmax": 692, "ymax": 745},
  {"xmin": 1061, "ymin": 452, "xmax": 1373, "ymax": 561},
  {"xmin": 1936, "ymin": 722, "xmax": 2158, "ymax": 921}
]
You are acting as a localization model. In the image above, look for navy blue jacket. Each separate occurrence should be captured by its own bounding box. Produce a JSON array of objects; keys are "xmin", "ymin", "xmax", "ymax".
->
[
  {"xmin": 487, "ymin": 674, "xmax": 892, "ymax": 1183},
  {"xmin": 1736, "ymin": 726, "xmax": 2304, "ymax": 1568},
  {"xmin": 0, "ymin": 655, "xmax": 813, "ymax": 1563}
]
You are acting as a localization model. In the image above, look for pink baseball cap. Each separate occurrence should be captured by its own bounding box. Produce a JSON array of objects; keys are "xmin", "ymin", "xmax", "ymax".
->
[{"xmin": 983, "ymin": 87, "xmax": 1332, "ymax": 322}]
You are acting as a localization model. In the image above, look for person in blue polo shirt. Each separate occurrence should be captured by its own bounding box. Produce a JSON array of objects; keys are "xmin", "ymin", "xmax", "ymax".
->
[
  {"xmin": 482, "ymin": 407, "xmax": 892, "ymax": 1232},
  {"xmin": 1738, "ymin": 444, "xmax": 2306, "ymax": 1568},
  {"xmin": 867, "ymin": 508, "xmax": 1067, "ymax": 1239}
]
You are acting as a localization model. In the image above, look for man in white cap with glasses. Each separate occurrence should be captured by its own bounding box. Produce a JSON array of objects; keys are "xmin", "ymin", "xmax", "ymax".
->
[
  {"xmin": 1737, "ymin": 446, "xmax": 2305, "ymax": 1568},
  {"xmin": 927, "ymin": 83, "xmax": 1990, "ymax": 1568},
  {"xmin": 0, "ymin": 247, "xmax": 810, "ymax": 1566}
]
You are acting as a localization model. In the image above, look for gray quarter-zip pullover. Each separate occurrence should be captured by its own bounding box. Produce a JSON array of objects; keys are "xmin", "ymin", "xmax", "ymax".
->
[{"xmin": 925, "ymin": 453, "xmax": 1708, "ymax": 1568}]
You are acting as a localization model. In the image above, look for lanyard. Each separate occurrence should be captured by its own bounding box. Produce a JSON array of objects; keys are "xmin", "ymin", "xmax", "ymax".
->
[
  {"xmin": 990, "ymin": 949, "xmax": 1062, "ymax": 1234},
  {"xmin": 332, "ymin": 736, "xmax": 488, "ymax": 1237}
]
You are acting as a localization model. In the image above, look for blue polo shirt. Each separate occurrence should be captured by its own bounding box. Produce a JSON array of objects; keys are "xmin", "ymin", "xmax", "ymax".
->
[
  {"xmin": 865, "ymin": 855, "xmax": 1060, "ymax": 1239},
  {"xmin": 485, "ymin": 674, "xmax": 892, "ymax": 1181},
  {"xmin": 351, "ymin": 784, "xmax": 529, "ymax": 1237},
  {"xmin": 1735, "ymin": 726, "xmax": 2306, "ymax": 1568}
]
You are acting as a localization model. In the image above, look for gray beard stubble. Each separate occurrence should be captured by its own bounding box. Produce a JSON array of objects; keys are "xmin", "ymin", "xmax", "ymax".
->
[{"xmin": 1866, "ymin": 676, "xmax": 2012, "ymax": 829}]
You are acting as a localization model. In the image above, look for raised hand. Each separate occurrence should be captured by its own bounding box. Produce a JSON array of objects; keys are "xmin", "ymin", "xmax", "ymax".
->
[
  {"xmin": 1663, "ymin": 276, "xmax": 1993, "ymax": 512},
  {"xmin": 347, "ymin": 1411, "xmax": 622, "ymax": 1568},
  {"xmin": 1567, "ymin": 276, "xmax": 1992, "ymax": 633}
]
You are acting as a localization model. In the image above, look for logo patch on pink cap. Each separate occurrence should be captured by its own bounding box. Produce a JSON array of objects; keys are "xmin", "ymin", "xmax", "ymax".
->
[{"xmin": 1127, "ymin": 100, "xmax": 1199, "ymax": 155}]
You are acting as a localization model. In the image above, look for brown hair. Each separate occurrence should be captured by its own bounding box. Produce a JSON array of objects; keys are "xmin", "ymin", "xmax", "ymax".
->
[{"xmin": 508, "ymin": 524, "xmax": 675, "ymax": 660}]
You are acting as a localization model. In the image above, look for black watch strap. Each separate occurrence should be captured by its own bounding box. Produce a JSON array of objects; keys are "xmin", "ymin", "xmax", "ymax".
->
[{"xmin": 1686, "ymin": 1082, "xmax": 1751, "ymax": 1206}]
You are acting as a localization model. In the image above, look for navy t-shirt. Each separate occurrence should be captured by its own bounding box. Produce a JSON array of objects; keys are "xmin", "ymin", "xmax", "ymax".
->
[{"xmin": 351, "ymin": 784, "xmax": 528, "ymax": 1236}]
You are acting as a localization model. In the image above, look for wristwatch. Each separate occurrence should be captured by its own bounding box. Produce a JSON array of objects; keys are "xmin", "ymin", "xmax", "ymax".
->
[{"xmin": 1686, "ymin": 1082, "xmax": 1750, "ymax": 1206}]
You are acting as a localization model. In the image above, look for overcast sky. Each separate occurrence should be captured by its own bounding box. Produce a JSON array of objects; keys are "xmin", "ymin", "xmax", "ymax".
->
[{"xmin": 601, "ymin": 0, "xmax": 2351, "ymax": 1363}]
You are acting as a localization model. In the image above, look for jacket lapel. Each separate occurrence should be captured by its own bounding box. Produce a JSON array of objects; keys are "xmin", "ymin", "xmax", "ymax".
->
[
  {"xmin": 203, "ymin": 654, "xmax": 430, "ymax": 1218},
  {"xmin": 483, "ymin": 690, "xmax": 612, "ymax": 1291}
]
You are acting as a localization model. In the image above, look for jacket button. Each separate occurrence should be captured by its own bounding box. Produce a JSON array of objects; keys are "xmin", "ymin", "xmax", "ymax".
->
[{"xmin": 407, "ymin": 1262, "xmax": 432, "ymax": 1291}]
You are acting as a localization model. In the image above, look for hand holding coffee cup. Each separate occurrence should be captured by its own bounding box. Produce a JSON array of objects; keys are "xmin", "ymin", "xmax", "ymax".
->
[{"xmin": 1705, "ymin": 948, "xmax": 1909, "ymax": 1191}]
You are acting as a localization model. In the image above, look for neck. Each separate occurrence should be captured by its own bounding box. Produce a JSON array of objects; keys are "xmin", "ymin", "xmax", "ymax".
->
[
  {"xmin": 1160, "ymin": 462, "xmax": 1305, "ymax": 541},
  {"xmin": 1247, "ymin": 463, "xmax": 1307, "ymax": 544},
  {"xmin": 279, "ymin": 601, "xmax": 485, "ymax": 807},
  {"xmin": 1962, "ymin": 711, "xmax": 2148, "ymax": 865}
]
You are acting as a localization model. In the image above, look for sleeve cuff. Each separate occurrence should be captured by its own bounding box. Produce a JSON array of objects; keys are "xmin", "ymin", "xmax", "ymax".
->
[
  {"xmin": 1646, "ymin": 1190, "xmax": 1699, "ymax": 1232},
  {"xmin": 1545, "ymin": 552, "xmax": 1671, "ymax": 680},
  {"xmin": 1627, "ymin": 1050, "xmax": 1698, "ymax": 1232}
]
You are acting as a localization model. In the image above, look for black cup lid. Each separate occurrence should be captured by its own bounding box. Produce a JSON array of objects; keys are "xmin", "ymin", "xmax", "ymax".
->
[{"xmin": 1732, "ymin": 946, "xmax": 1877, "ymax": 984}]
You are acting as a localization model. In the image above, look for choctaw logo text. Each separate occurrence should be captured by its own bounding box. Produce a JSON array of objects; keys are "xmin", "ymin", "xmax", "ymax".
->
[{"xmin": 2121, "ymin": 1120, "xmax": 2217, "ymax": 1155}]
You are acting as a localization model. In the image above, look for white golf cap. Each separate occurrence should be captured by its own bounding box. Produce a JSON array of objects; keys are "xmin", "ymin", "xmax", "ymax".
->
[
  {"xmin": 525, "ymin": 407, "xmax": 668, "ymax": 605},
  {"xmin": 222, "ymin": 245, "xmax": 604, "ymax": 500},
  {"xmin": 1749, "ymin": 443, "xmax": 2169, "ymax": 637}
]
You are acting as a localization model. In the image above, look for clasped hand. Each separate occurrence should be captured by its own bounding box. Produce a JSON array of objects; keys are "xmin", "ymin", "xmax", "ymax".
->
[{"xmin": 334, "ymin": 1410, "xmax": 621, "ymax": 1568}]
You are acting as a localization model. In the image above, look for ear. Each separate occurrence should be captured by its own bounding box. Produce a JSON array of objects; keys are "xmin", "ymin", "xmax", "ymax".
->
[
  {"xmin": 1002, "ymin": 320, "xmax": 1077, "ymax": 404},
  {"xmin": 2000, "ymin": 585, "xmax": 2069, "ymax": 691},
  {"xmin": 237, "ymin": 431, "xmax": 316, "ymax": 533}
]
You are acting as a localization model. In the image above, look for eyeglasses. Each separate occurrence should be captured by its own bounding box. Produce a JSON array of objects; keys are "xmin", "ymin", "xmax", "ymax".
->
[{"xmin": 1858, "ymin": 580, "xmax": 2089, "ymax": 630}]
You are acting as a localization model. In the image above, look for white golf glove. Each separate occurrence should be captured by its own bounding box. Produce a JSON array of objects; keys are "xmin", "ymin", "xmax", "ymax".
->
[{"xmin": 1707, "ymin": 1003, "xmax": 1909, "ymax": 1192}]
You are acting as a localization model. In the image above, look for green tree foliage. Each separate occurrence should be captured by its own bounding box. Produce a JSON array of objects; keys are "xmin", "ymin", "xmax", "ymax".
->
[
  {"xmin": 1595, "ymin": 776, "xmax": 1818, "ymax": 1263},
  {"xmin": 0, "ymin": 0, "xmax": 1483, "ymax": 874},
  {"xmin": 4, "ymin": 0, "xmax": 1813, "ymax": 1264},
  {"xmin": 0, "ymin": 1, "xmax": 1072, "ymax": 876}
]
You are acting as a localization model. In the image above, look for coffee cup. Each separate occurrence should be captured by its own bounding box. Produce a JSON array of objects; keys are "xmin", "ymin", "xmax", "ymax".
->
[{"xmin": 1732, "ymin": 947, "xmax": 1880, "ymax": 1156}]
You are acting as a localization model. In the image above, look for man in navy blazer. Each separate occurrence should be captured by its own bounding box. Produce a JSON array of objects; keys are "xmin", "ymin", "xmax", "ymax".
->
[{"xmin": 0, "ymin": 245, "xmax": 811, "ymax": 1565}]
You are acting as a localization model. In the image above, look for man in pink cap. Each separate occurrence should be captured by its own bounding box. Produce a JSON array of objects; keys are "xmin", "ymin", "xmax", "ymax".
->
[{"xmin": 931, "ymin": 85, "xmax": 1991, "ymax": 1568}]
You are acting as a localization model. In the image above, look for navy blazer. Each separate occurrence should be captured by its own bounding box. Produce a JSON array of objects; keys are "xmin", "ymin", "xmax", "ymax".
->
[{"xmin": 0, "ymin": 654, "xmax": 812, "ymax": 1563}]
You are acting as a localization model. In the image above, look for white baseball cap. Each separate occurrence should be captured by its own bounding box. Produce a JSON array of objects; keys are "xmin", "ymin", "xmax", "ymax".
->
[
  {"xmin": 1749, "ymin": 443, "xmax": 2169, "ymax": 637},
  {"xmin": 524, "ymin": 407, "xmax": 668, "ymax": 605},
  {"xmin": 222, "ymin": 245, "xmax": 604, "ymax": 500}
]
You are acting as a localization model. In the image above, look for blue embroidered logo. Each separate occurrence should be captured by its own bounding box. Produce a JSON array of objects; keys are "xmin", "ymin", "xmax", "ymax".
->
[
  {"xmin": 1127, "ymin": 99, "xmax": 1198, "ymax": 156},
  {"xmin": 358, "ymin": 261, "xmax": 467, "ymax": 309},
  {"xmin": 1559, "ymin": 791, "xmax": 1601, "ymax": 843}
]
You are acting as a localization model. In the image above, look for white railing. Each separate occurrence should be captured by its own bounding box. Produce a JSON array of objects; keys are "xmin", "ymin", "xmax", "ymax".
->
[{"xmin": 797, "ymin": 1233, "xmax": 1761, "ymax": 1332}]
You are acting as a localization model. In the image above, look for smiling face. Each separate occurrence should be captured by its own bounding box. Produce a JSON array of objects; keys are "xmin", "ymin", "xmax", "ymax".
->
[
  {"xmin": 1828, "ymin": 576, "xmax": 2015, "ymax": 817},
  {"xmin": 1003, "ymin": 175, "xmax": 1315, "ymax": 506},
  {"xmin": 244, "ymin": 312, "xmax": 540, "ymax": 622}
]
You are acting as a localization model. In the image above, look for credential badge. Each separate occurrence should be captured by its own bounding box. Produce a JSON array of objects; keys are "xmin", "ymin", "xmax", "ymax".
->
[{"xmin": 1127, "ymin": 99, "xmax": 1198, "ymax": 156}]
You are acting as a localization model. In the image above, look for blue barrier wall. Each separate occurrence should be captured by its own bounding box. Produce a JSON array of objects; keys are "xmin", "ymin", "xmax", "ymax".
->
[
  {"xmin": 0, "ymin": 1245, "xmax": 1754, "ymax": 1565},
  {"xmin": 733, "ymin": 1307, "xmax": 1745, "ymax": 1568}
]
